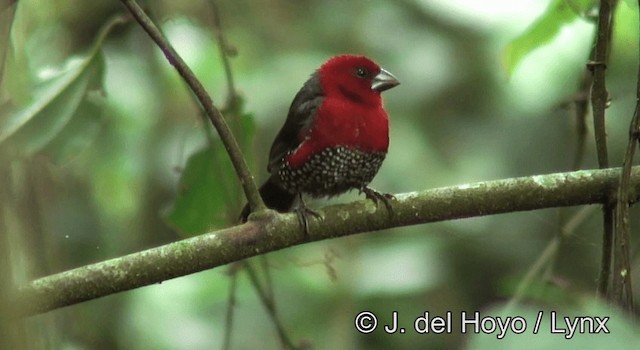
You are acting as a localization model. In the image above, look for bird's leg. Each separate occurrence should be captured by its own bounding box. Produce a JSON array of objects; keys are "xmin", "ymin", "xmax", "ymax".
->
[
  {"xmin": 361, "ymin": 186, "xmax": 395, "ymax": 215},
  {"xmin": 294, "ymin": 193, "xmax": 323, "ymax": 235}
]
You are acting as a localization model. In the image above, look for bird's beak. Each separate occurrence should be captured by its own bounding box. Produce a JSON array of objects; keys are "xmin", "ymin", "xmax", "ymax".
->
[{"xmin": 371, "ymin": 68, "xmax": 400, "ymax": 92}]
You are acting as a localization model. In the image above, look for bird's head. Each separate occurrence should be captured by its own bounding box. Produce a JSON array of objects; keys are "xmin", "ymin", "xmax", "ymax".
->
[{"xmin": 318, "ymin": 55, "xmax": 399, "ymax": 106}]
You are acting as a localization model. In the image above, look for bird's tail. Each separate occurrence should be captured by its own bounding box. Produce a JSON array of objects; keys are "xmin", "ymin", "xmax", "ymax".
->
[{"xmin": 239, "ymin": 178, "xmax": 297, "ymax": 222}]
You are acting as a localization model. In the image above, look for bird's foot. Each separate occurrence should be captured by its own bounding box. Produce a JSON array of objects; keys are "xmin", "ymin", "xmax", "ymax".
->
[
  {"xmin": 295, "ymin": 195, "xmax": 323, "ymax": 236},
  {"xmin": 361, "ymin": 187, "xmax": 395, "ymax": 215}
]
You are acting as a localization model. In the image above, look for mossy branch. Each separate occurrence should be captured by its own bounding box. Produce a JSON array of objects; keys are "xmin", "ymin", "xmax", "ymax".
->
[{"xmin": 15, "ymin": 167, "xmax": 639, "ymax": 317}]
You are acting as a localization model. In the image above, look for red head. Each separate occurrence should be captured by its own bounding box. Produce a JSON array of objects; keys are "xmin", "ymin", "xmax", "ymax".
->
[
  {"xmin": 318, "ymin": 55, "xmax": 399, "ymax": 107},
  {"xmin": 283, "ymin": 54, "xmax": 399, "ymax": 161}
]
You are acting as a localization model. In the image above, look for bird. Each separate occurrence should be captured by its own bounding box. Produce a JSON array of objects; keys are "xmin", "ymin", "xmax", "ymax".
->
[{"xmin": 240, "ymin": 55, "xmax": 399, "ymax": 229}]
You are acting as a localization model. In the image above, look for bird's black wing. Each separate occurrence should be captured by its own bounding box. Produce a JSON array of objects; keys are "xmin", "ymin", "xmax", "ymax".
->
[{"xmin": 267, "ymin": 72, "xmax": 324, "ymax": 173}]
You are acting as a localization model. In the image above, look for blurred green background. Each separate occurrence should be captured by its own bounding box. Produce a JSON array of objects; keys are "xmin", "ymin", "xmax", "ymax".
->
[{"xmin": 2, "ymin": 0, "xmax": 640, "ymax": 349}]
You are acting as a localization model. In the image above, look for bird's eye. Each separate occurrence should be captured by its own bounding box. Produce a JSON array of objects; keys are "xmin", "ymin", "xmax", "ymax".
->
[{"xmin": 355, "ymin": 67, "xmax": 368, "ymax": 78}]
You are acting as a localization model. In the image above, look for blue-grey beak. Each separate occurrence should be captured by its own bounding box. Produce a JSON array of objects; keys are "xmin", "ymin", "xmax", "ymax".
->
[{"xmin": 371, "ymin": 68, "xmax": 400, "ymax": 92}]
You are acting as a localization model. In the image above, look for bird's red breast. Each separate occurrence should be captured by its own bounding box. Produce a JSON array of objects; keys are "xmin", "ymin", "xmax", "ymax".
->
[{"xmin": 285, "ymin": 55, "xmax": 397, "ymax": 169}]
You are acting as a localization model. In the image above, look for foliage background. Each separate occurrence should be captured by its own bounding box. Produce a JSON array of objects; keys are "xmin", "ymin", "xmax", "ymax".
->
[{"xmin": 2, "ymin": 0, "xmax": 640, "ymax": 349}]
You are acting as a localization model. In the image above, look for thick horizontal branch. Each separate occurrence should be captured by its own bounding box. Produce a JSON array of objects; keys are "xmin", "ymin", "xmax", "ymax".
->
[{"xmin": 16, "ymin": 167, "xmax": 640, "ymax": 316}]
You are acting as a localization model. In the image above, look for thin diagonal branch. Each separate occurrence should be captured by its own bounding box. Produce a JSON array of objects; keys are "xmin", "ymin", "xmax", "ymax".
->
[
  {"xmin": 14, "ymin": 167, "xmax": 640, "ymax": 317},
  {"xmin": 242, "ymin": 261, "xmax": 299, "ymax": 349},
  {"xmin": 504, "ymin": 206, "xmax": 594, "ymax": 312},
  {"xmin": 206, "ymin": 0, "xmax": 250, "ymax": 221},
  {"xmin": 221, "ymin": 263, "xmax": 240, "ymax": 350},
  {"xmin": 118, "ymin": 0, "xmax": 265, "ymax": 213}
]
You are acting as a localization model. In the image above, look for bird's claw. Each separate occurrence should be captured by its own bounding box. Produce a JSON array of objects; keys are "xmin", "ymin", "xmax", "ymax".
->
[
  {"xmin": 295, "ymin": 196, "xmax": 323, "ymax": 236},
  {"xmin": 361, "ymin": 187, "xmax": 395, "ymax": 216}
]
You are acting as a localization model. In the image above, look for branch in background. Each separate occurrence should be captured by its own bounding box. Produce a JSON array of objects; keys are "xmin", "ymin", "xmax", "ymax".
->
[
  {"xmin": 206, "ymin": 0, "xmax": 249, "ymax": 222},
  {"xmin": 590, "ymin": 0, "xmax": 616, "ymax": 299},
  {"xmin": 209, "ymin": 0, "xmax": 239, "ymax": 110},
  {"xmin": 570, "ymin": 80, "xmax": 590, "ymax": 171},
  {"xmin": 590, "ymin": 0, "xmax": 612, "ymax": 169},
  {"xmin": 15, "ymin": 167, "xmax": 640, "ymax": 317},
  {"xmin": 614, "ymin": 105, "xmax": 638, "ymax": 312},
  {"xmin": 221, "ymin": 263, "xmax": 240, "ymax": 350},
  {"xmin": 611, "ymin": 0, "xmax": 640, "ymax": 312},
  {"xmin": 242, "ymin": 261, "xmax": 299, "ymax": 350},
  {"xmin": 566, "ymin": 1, "xmax": 602, "ymax": 171},
  {"xmin": 504, "ymin": 206, "xmax": 594, "ymax": 312},
  {"xmin": 118, "ymin": 0, "xmax": 266, "ymax": 214},
  {"xmin": 570, "ymin": 26, "xmax": 597, "ymax": 172}
]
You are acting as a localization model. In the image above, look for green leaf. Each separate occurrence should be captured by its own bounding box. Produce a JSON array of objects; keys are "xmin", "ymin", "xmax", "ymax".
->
[
  {"xmin": 164, "ymin": 144, "xmax": 232, "ymax": 236},
  {"xmin": 165, "ymin": 104, "xmax": 257, "ymax": 237},
  {"xmin": 502, "ymin": 0, "xmax": 595, "ymax": 76},
  {"xmin": 225, "ymin": 97, "xmax": 257, "ymax": 187},
  {"xmin": 0, "ymin": 57, "xmax": 100, "ymax": 156},
  {"xmin": 0, "ymin": 16, "xmax": 123, "ymax": 157},
  {"xmin": 43, "ymin": 93, "xmax": 105, "ymax": 163}
]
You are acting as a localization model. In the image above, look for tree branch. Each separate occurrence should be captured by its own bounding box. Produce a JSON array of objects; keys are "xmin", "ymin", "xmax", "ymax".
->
[
  {"xmin": 590, "ymin": 0, "xmax": 612, "ymax": 169},
  {"xmin": 611, "ymin": 0, "xmax": 640, "ymax": 312},
  {"xmin": 590, "ymin": 0, "xmax": 617, "ymax": 299},
  {"xmin": 209, "ymin": 0, "xmax": 238, "ymax": 110},
  {"xmin": 118, "ymin": 0, "xmax": 266, "ymax": 213},
  {"xmin": 14, "ymin": 167, "xmax": 640, "ymax": 317}
]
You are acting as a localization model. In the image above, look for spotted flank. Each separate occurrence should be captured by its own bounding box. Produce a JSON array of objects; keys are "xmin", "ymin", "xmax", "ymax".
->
[{"xmin": 278, "ymin": 146, "xmax": 386, "ymax": 197}]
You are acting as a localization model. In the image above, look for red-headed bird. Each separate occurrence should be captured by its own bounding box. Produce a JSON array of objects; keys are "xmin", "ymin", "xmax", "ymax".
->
[{"xmin": 241, "ymin": 55, "xmax": 399, "ymax": 226}]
